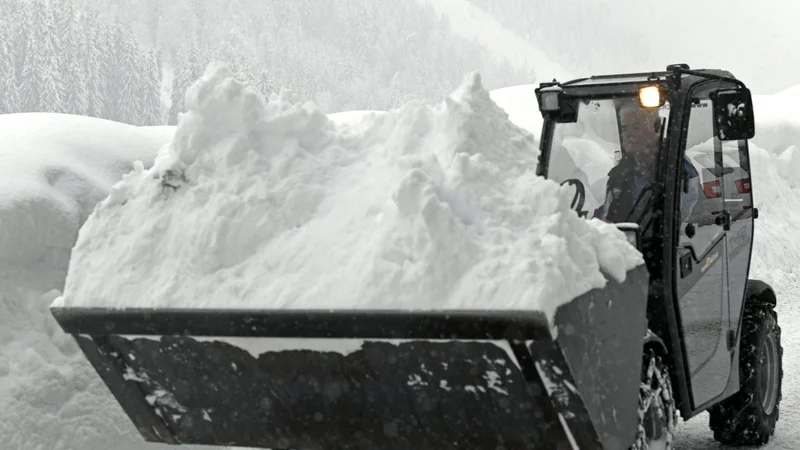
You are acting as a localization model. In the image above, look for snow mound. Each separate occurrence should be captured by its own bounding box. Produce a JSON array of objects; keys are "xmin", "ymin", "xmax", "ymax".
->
[
  {"xmin": 0, "ymin": 113, "xmax": 173, "ymax": 278},
  {"xmin": 489, "ymin": 84, "xmax": 544, "ymax": 138},
  {"xmin": 0, "ymin": 113, "xmax": 182, "ymax": 450},
  {"xmin": 58, "ymin": 64, "xmax": 642, "ymax": 325},
  {"xmin": 751, "ymin": 86, "xmax": 800, "ymax": 154}
]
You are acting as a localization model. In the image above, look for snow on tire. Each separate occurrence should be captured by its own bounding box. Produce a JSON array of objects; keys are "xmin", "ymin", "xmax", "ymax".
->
[
  {"xmin": 708, "ymin": 302, "xmax": 782, "ymax": 446},
  {"xmin": 630, "ymin": 349, "xmax": 677, "ymax": 450}
]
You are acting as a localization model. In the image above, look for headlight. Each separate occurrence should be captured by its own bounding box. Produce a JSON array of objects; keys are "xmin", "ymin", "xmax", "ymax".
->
[{"xmin": 539, "ymin": 86, "xmax": 562, "ymax": 112}]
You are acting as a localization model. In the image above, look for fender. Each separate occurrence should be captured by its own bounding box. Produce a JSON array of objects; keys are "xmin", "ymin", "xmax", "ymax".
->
[
  {"xmin": 643, "ymin": 328, "xmax": 668, "ymax": 355},
  {"xmin": 745, "ymin": 279, "xmax": 777, "ymax": 307}
]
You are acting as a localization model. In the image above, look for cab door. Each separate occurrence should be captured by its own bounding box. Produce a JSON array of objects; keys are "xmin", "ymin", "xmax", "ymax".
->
[
  {"xmin": 675, "ymin": 83, "xmax": 734, "ymax": 409},
  {"xmin": 719, "ymin": 136, "xmax": 755, "ymax": 350}
]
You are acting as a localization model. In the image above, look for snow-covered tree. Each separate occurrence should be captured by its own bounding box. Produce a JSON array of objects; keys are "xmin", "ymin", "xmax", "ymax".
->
[
  {"xmin": 234, "ymin": 54, "xmax": 254, "ymax": 88},
  {"xmin": 82, "ymin": 15, "xmax": 106, "ymax": 118},
  {"xmin": 19, "ymin": 0, "xmax": 65, "ymax": 112},
  {"xmin": 257, "ymin": 69, "xmax": 278, "ymax": 99},
  {"xmin": 168, "ymin": 44, "xmax": 205, "ymax": 125},
  {"xmin": 117, "ymin": 31, "xmax": 145, "ymax": 124},
  {"xmin": 141, "ymin": 49, "xmax": 165, "ymax": 125},
  {"xmin": 59, "ymin": 1, "xmax": 88, "ymax": 115},
  {"xmin": 0, "ymin": 14, "xmax": 17, "ymax": 113}
]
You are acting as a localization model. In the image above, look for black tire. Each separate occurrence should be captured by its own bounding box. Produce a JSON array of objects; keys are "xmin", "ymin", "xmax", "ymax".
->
[
  {"xmin": 708, "ymin": 302, "xmax": 782, "ymax": 446},
  {"xmin": 630, "ymin": 349, "xmax": 678, "ymax": 450}
]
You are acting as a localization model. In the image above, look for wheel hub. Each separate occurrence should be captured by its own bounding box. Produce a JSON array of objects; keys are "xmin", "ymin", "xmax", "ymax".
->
[{"xmin": 758, "ymin": 332, "xmax": 780, "ymax": 415}]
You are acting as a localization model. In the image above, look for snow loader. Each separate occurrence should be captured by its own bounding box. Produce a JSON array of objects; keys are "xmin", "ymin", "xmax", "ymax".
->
[{"xmin": 50, "ymin": 63, "xmax": 782, "ymax": 450}]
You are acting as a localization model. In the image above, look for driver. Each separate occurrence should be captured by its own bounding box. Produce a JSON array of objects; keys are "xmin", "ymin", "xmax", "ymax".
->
[
  {"xmin": 593, "ymin": 102, "xmax": 661, "ymax": 222},
  {"xmin": 593, "ymin": 102, "xmax": 699, "ymax": 223}
]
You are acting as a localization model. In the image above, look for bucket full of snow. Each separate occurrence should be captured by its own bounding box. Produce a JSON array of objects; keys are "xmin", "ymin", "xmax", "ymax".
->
[{"xmin": 51, "ymin": 64, "xmax": 649, "ymax": 449}]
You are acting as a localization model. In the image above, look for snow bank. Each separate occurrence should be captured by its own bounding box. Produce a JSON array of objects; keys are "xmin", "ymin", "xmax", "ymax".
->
[
  {"xmin": 0, "ymin": 113, "xmax": 174, "ymax": 281},
  {"xmin": 58, "ymin": 64, "xmax": 642, "ymax": 325},
  {"xmin": 0, "ymin": 113, "xmax": 181, "ymax": 449},
  {"xmin": 751, "ymin": 86, "xmax": 800, "ymax": 154}
]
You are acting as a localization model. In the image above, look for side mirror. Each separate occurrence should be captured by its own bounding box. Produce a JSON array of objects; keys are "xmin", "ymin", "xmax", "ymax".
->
[{"xmin": 713, "ymin": 88, "xmax": 755, "ymax": 141}]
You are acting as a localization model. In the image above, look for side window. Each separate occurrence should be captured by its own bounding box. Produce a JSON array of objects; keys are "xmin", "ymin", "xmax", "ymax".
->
[{"xmin": 680, "ymin": 94, "xmax": 724, "ymax": 256}]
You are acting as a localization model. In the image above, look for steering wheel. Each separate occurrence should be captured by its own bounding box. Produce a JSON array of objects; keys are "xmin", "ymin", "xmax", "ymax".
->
[{"xmin": 560, "ymin": 178, "xmax": 587, "ymax": 217}]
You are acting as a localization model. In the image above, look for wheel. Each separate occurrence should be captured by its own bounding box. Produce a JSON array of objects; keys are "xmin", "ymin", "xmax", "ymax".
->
[
  {"xmin": 630, "ymin": 349, "xmax": 678, "ymax": 450},
  {"xmin": 708, "ymin": 301, "xmax": 783, "ymax": 446}
]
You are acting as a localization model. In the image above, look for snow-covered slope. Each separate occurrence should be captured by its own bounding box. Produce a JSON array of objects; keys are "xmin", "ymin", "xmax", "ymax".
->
[
  {"xmin": 57, "ymin": 64, "xmax": 641, "ymax": 328},
  {"xmin": 415, "ymin": 0, "xmax": 571, "ymax": 82}
]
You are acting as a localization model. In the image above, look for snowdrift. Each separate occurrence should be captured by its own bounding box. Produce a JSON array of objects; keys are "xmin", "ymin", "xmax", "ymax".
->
[
  {"xmin": 0, "ymin": 114, "xmax": 179, "ymax": 449},
  {"xmin": 0, "ymin": 113, "xmax": 174, "ymax": 284},
  {"xmin": 57, "ymin": 64, "xmax": 642, "ymax": 325},
  {"xmin": 751, "ymin": 86, "xmax": 800, "ymax": 154}
]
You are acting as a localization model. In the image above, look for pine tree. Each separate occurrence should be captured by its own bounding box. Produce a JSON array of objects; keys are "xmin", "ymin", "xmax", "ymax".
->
[
  {"xmin": 257, "ymin": 68, "xmax": 278, "ymax": 99},
  {"xmin": 83, "ymin": 15, "xmax": 106, "ymax": 118},
  {"xmin": 0, "ymin": 14, "xmax": 17, "ymax": 113},
  {"xmin": 102, "ymin": 22, "xmax": 125, "ymax": 121},
  {"xmin": 60, "ymin": 0, "xmax": 88, "ymax": 115},
  {"xmin": 117, "ymin": 32, "xmax": 144, "ymax": 124},
  {"xmin": 35, "ymin": 1, "xmax": 65, "ymax": 112},
  {"xmin": 141, "ymin": 48, "xmax": 164, "ymax": 125},
  {"xmin": 11, "ymin": 1, "xmax": 30, "ymax": 99},
  {"xmin": 234, "ymin": 54, "xmax": 254, "ymax": 88},
  {"xmin": 168, "ymin": 44, "xmax": 204, "ymax": 125}
]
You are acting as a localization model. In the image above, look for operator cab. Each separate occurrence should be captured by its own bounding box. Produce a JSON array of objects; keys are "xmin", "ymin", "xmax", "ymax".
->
[
  {"xmin": 535, "ymin": 64, "xmax": 764, "ymax": 419},
  {"xmin": 535, "ymin": 65, "xmax": 756, "ymax": 255}
]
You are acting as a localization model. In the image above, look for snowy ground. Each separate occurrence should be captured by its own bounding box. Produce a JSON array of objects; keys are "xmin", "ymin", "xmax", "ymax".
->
[{"xmin": 2, "ymin": 77, "xmax": 800, "ymax": 450}]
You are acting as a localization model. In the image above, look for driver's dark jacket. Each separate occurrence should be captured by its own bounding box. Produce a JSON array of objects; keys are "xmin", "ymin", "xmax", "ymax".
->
[
  {"xmin": 593, "ymin": 155, "xmax": 650, "ymax": 222},
  {"xmin": 593, "ymin": 155, "xmax": 698, "ymax": 223}
]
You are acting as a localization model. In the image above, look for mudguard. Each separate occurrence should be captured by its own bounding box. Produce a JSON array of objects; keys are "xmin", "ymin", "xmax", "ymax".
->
[{"xmin": 51, "ymin": 264, "xmax": 649, "ymax": 450}]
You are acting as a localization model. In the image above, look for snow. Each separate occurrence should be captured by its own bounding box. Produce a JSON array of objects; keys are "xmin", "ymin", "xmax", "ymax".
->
[
  {"xmin": 751, "ymin": 85, "xmax": 800, "ymax": 153},
  {"xmin": 489, "ymin": 84, "xmax": 545, "ymax": 136},
  {"xmin": 326, "ymin": 109, "xmax": 386, "ymax": 131},
  {"xmin": 57, "ymin": 64, "xmax": 642, "ymax": 329},
  {"xmin": 0, "ymin": 113, "xmax": 186, "ymax": 449},
  {"xmin": 0, "ymin": 113, "xmax": 174, "ymax": 276}
]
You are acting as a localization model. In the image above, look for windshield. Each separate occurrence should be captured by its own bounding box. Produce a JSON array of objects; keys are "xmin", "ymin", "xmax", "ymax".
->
[{"xmin": 546, "ymin": 97, "xmax": 671, "ymax": 223}]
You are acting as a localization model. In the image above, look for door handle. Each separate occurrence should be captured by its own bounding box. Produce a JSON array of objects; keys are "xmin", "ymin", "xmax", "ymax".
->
[{"xmin": 715, "ymin": 210, "xmax": 731, "ymax": 231}]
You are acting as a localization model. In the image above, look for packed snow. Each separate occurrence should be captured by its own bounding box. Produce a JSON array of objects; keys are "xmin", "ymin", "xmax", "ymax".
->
[{"xmin": 56, "ymin": 63, "xmax": 642, "ymax": 327}]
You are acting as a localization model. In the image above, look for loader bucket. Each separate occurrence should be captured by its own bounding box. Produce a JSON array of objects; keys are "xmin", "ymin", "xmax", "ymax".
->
[{"xmin": 51, "ymin": 265, "xmax": 649, "ymax": 450}]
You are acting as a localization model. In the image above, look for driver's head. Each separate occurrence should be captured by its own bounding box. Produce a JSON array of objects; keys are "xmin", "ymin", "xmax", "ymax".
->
[{"xmin": 619, "ymin": 101, "xmax": 662, "ymax": 168}]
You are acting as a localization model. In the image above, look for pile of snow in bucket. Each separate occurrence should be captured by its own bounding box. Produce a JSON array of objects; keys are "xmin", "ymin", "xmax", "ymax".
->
[{"xmin": 56, "ymin": 64, "xmax": 643, "ymax": 324}]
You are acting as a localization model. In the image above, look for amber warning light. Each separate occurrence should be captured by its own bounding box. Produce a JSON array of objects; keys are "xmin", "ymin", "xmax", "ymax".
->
[{"xmin": 639, "ymin": 86, "xmax": 661, "ymax": 108}]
